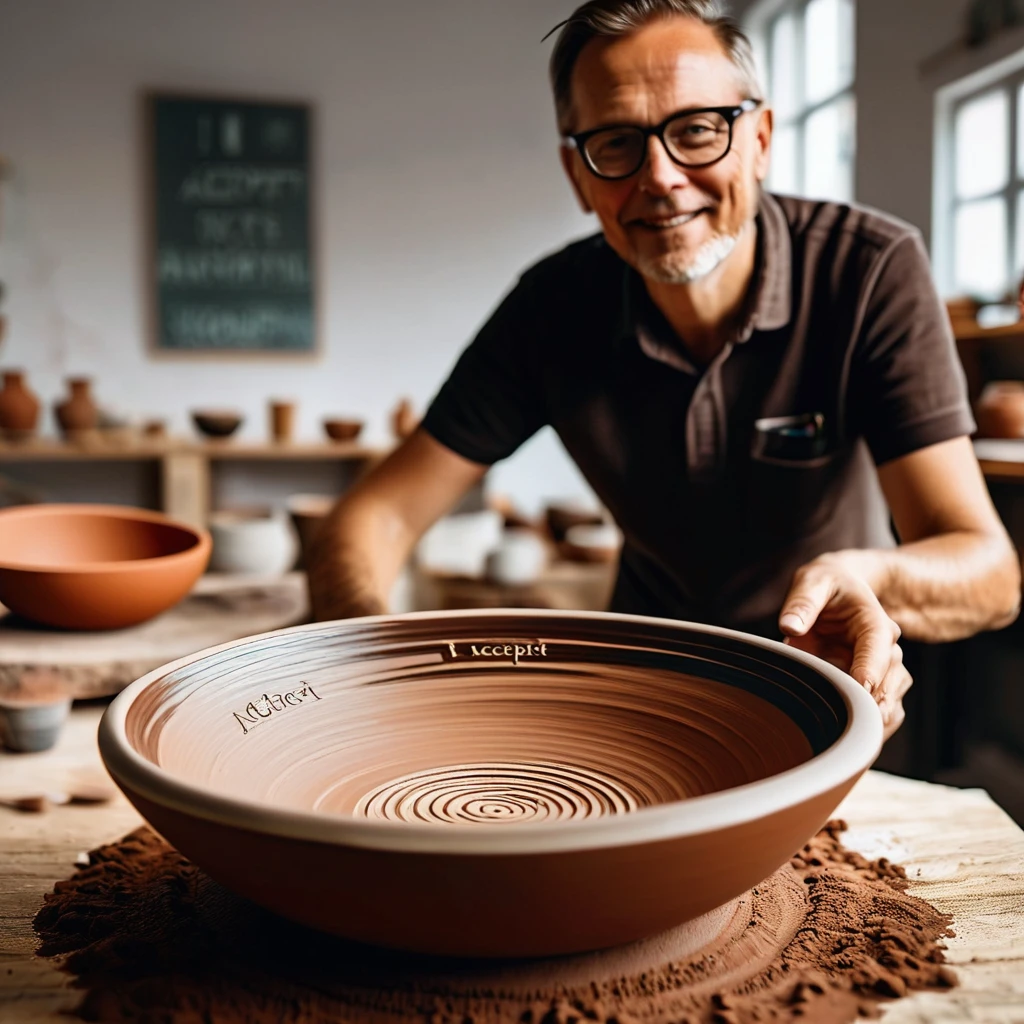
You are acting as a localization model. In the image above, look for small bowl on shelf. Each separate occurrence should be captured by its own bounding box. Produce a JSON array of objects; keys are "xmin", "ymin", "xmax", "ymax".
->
[
  {"xmin": 323, "ymin": 418, "xmax": 364, "ymax": 443},
  {"xmin": 191, "ymin": 410, "xmax": 243, "ymax": 440}
]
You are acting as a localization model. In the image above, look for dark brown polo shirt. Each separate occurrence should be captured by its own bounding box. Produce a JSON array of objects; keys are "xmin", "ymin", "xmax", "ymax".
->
[{"xmin": 421, "ymin": 192, "xmax": 975, "ymax": 637}]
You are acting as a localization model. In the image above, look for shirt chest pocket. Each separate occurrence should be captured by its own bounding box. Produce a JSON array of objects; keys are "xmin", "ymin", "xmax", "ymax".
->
[{"xmin": 743, "ymin": 447, "xmax": 847, "ymax": 543}]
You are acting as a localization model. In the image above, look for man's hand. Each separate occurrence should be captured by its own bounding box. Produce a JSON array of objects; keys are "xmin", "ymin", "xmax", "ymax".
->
[{"xmin": 779, "ymin": 554, "xmax": 910, "ymax": 740}]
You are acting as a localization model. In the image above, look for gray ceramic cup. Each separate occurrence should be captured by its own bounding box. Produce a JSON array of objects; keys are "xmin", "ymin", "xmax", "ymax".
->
[{"xmin": 0, "ymin": 698, "xmax": 73, "ymax": 752}]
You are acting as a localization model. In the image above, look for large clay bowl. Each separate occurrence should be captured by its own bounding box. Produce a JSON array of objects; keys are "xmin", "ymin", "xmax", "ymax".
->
[
  {"xmin": 0, "ymin": 504, "xmax": 211, "ymax": 629},
  {"xmin": 99, "ymin": 610, "xmax": 881, "ymax": 957}
]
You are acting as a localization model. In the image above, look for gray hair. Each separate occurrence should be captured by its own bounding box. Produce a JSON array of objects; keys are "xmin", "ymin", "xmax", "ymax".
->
[{"xmin": 548, "ymin": 0, "xmax": 763, "ymax": 134}]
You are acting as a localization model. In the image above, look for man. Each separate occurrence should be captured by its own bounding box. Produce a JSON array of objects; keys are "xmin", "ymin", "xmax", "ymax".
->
[{"xmin": 309, "ymin": 0, "xmax": 1020, "ymax": 739}]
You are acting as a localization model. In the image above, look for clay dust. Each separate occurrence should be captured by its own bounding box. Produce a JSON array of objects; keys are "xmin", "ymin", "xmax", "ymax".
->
[{"xmin": 33, "ymin": 820, "xmax": 956, "ymax": 1024}]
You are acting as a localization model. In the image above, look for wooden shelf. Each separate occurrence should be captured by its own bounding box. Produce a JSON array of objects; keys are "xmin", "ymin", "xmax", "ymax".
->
[
  {"xmin": 0, "ymin": 437, "xmax": 391, "ymax": 526},
  {"xmin": 0, "ymin": 437, "xmax": 385, "ymax": 461}
]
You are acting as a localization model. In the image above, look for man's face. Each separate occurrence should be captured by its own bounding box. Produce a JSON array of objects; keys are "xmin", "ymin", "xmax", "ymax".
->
[{"xmin": 560, "ymin": 17, "xmax": 772, "ymax": 285}]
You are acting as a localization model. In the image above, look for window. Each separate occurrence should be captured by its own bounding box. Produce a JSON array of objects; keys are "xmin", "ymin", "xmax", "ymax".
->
[
  {"xmin": 747, "ymin": 0, "xmax": 857, "ymax": 203},
  {"xmin": 940, "ymin": 77, "xmax": 1024, "ymax": 300}
]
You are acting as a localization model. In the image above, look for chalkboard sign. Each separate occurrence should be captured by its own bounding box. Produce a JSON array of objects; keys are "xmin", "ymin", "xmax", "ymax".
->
[{"xmin": 147, "ymin": 94, "xmax": 316, "ymax": 354}]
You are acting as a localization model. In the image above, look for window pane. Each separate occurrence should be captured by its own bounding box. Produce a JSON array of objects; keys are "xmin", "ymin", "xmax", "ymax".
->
[
  {"xmin": 955, "ymin": 198, "xmax": 1008, "ymax": 299},
  {"xmin": 803, "ymin": 95, "xmax": 855, "ymax": 202},
  {"xmin": 770, "ymin": 124, "xmax": 799, "ymax": 194},
  {"xmin": 804, "ymin": 0, "xmax": 855, "ymax": 105},
  {"xmin": 1018, "ymin": 84, "xmax": 1024, "ymax": 178},
  {"xmin": 955, "ymin": 90, "xmax": 1009, "ymax": 200},
  {"xmin": 770, "ymin": 12, "xmax": 798, "ymax": 119},
  {"xmin": 1016, "ymin": 189, "xmax": 1024, "ymax": 280}
]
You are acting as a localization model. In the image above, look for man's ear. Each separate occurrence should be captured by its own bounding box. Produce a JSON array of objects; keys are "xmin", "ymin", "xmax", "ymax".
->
[
  {"xmin": 753, "ymin": 106, "xmax": 774, "ymax": 183},
  {"xmin": 560, "ymin": 144, "xmax": 594, "ymax": 214}
]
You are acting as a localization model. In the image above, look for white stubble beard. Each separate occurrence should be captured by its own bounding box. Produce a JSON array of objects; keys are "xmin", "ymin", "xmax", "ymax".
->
[{"xmin": 636, "ymin": 229, "xmax": 741, "ymax": 285}]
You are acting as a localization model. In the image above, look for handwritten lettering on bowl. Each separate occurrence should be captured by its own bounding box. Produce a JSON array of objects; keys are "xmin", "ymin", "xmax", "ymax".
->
[
  {"xmin": 233, "ymin": 682, "xmax": 321, "ymax": 735},
  {"xmin": 444, "ymin": 641, "xmax": 548, "ymax": 666}
]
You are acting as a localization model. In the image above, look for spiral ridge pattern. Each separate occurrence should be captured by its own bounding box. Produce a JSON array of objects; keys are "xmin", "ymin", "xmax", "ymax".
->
[{"xmin": 355, "ymin": 761, "xmax": 639, "ymax": 824}]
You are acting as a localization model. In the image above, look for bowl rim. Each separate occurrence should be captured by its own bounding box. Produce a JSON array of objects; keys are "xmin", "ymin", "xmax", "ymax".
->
[
  {"xmin": 0, "ymin": 503, "xmax": 211, "ymax": 574},
  {"xmin": 99, "ymin": 608, "xmax": 882, "ymax": 856}
]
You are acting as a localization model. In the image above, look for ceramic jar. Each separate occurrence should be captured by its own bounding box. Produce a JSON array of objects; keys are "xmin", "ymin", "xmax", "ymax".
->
[
  {"xmin": 0, "ymin": 370, "xmax": 41, "ymax": 438},
  {"xmin": 975, "ymin": 380, "xmax": 1024, "ymax": 438},
  {"xmin": 208, "ymin": 509, "xmax": 299, "ymax": 575},
  {"xmin": 54, "ymin": 377, "xmax": 99, "ymax": 436}
]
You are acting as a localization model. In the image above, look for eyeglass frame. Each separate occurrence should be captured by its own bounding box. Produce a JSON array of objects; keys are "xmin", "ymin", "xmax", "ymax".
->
[{"xmin": 563, "ymin": 98, "xmax": 763, "ymax": 181}]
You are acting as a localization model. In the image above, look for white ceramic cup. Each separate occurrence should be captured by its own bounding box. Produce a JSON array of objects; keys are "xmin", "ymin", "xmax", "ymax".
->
[{"xmin": 486, "ymin": 528, "xmax": 549, "ymax": 586}]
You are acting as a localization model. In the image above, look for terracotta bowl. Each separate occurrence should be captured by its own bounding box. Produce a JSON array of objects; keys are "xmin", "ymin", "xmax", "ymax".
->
[
  {"xmin": 99, "ymin": 610, "xmax": 880, "ymax": 957},
  {"xmin": 0, "ymin": 504, "xmax": 211, "ymax": 629},
  {"xmin": 191, "ymin": 410, "xmax": 243, "ymax": 439},
  {"xmin": 323, "ymin": 418, "xmax": 364, "ymax": 442}
]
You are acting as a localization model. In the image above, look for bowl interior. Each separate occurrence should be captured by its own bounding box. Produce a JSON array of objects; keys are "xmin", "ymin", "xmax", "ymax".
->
[
  {"xmin": 0, "ymin": 508, "xmax": 202, "ymax": 567},
  {"xmin": 120, "ymin": 614, "xmax": 850, "ymax": 830}
]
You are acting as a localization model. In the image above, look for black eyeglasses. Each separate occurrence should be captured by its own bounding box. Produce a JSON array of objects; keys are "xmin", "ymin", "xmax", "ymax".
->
[{"xmin": 564, "ymin": 99, "xmax": 762, "ymax": 181}]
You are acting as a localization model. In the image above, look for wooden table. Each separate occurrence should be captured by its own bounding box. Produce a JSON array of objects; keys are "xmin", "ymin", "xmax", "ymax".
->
[
  {"xmin": 0, "ymin": 572, "xmax": 309, "ymax": 699},
  {"xmin": 2, "ymin": 707, "xmax": 1023, "ymax": 1022}
]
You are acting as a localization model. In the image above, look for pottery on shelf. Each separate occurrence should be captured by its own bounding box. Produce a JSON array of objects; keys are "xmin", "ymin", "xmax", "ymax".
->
[
  {"xmin": 975, "ymin": 380, "xmax": 1024, "ymax": 438},
  {"xmin": 0, "ymin": 503, "xmax": 211, "ymax": 630},
  {"xmin": 285, "ymin": 493, "xmax": 335, "ymax": 568},
  {"xmin": 98, "ymin": 609, "xmax": 882, "ymax": 958},
  {"xmin": 390, "ymin": 398, "xmax": 418, "ymax": 442},
  {"xmin": 544, "ymin": 501, "xmax": 605, "ymax": 544},
  {"xmin": 269, "ymin": 401, "xmax": 295, "ymax": 444},
  {"xmin": 323, "ymin": 418, "xmax": 364, "ymax": 442},
  {"xmin": 54, "ymin": 377, "xmax": 99, "ymax": 437},
  {"xmin": 0, "ymin": 370, "xmax": 41, "ymax": 440},
  {"xmin": 561, "ymin": 523, "xmax": 623, "ymax": 564},
  {"xmin": 191, "ymin": 410, "xmax": 243, "ymax": 439},
  {"xmin": 208, "ymin": 508, "xmax": 299, "ymax": 576},
  {"xmin": 485, "ymin": 526, "xmax": 549, "ymax": 585}
]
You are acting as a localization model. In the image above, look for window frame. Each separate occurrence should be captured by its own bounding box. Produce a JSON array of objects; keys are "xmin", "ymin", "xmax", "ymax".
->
[
  {"xmin": 935, "ymin": 59, "xmax": 1024, "ymax": 301},
  {"xmin": 744, "ymin": 0, "xmax": 857, "ymax": 202}
]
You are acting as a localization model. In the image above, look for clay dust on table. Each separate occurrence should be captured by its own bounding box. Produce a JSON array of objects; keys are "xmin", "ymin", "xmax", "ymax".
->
[{"xmin": 33, "ymin": 820, "xmax": 956, "ymax": 1024}]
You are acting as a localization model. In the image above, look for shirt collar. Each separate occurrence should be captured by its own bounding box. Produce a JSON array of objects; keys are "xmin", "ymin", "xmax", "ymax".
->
[{"xmin": 614, "ymin": 189, "xmax": 792, "ymax": 350}]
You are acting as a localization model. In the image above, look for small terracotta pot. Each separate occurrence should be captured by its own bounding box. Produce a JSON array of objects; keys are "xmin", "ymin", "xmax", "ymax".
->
[
  {"xmin": 269, "ymin": 401, "xmax": 295, "ymax": 444},
  {"xmin": 54, "ymin": 377, "xmax": 99, "ymax": 436},
  {"xmin": 285, "ymin": 493, "xmax": 335, "ymax": 569},
  {"xmin": 975, "ymin": 380, "xmax": 1024, "ymax": 438},
  {"xmin": 0, "ymin": 370, "xmax": 41, "ymax": 439},
  {"xmin": 390, "ymin": 398, "xmax": 418, "ymax": 442}
]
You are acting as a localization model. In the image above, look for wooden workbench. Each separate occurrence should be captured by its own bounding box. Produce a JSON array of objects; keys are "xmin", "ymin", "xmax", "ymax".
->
[{"xmin": 1, "ymin": 707, "xmax": 1023, "ymax": 1022}]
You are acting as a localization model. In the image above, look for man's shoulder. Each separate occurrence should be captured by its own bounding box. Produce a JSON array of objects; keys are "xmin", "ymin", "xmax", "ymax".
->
[{"xmin": 767, "ymin": 192, "xmax": 921, "ymax": 256}]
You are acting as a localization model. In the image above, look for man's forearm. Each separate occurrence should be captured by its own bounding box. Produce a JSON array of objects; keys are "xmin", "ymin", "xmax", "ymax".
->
[
  {"xmin": 824, "ymin": 532, "xmax": 1021, "ymax": 642},
  {"xmin": 305, "ymin": 502, "xmax": 414, "ymax": 622}
]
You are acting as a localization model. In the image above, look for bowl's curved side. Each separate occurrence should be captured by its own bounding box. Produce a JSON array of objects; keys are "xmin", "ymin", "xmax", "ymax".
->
[
  {"xmin": 0, "ymin": 529, "xmax": 210, "ymax": 629},
  {"xmin": 115, "ymin": 770, "xmax": 863, "ymax": 957}
]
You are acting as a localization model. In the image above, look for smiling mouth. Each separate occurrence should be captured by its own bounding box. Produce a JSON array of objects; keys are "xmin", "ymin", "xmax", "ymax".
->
[{"xmin": 635, "ymin": 208, "xmax": 709, "ymax": 230}]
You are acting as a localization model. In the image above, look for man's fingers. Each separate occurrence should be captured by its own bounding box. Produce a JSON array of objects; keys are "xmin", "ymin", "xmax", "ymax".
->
[
  {"xmin": 848, "ymin": 611, "xmax": 898, "ymax": 695},
  {"xmin": 779, "ymin": 570, "xmax": 838, "ymax": 637}
]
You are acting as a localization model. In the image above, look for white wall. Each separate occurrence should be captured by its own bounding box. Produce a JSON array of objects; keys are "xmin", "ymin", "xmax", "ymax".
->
[{"xmin": 0, "ymin": 0, "xmax": 600, "ymax": 516}]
